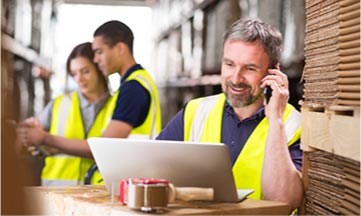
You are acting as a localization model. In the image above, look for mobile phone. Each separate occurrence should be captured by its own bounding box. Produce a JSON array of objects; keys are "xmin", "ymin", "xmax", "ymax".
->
[
  {"xmin": 263, "ymin": 65, "xmax": 278, "ymax": 104},
  {"xmin": 36, "ymin": 146, "xmax": 50, "ymax": 157},
  {"xmin": 263, "ymin": 86, "xmax": 272, "ymax": 104}
]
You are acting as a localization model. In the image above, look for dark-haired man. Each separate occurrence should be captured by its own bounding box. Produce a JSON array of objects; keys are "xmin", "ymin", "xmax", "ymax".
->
[
  {"xmin": 19, "ymin": 21, "xmax": 162, "ymax": 184},
  {"xmin": 92, "ymin": 20, "xmax": 162, "ymax": 139}
]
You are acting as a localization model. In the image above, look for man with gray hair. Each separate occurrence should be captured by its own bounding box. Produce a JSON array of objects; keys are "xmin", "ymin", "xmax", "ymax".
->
[{"xmin": 157, "ymin": 17, "xmax": 302, "ymax": 212}]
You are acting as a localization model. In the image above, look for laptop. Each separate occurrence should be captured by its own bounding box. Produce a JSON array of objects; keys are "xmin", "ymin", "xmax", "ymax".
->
[{"xmin": 88, "ymin": 137, "xmax": 254, "ymax": 202}]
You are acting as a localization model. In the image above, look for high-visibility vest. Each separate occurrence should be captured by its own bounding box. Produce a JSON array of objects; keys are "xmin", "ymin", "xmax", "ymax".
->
[
  {"xmin": 42, "ymin": 91, "xmax": 117, "ymax": 186},
  {"xmin": 184, "ymin": 93, "xmax": 301, "ymax": 199},
  {"xmin": 88, "ymin": 69, "xmax": 162, "ymax": 184},
  {"xmin": 86, "ymin": 69, "xmax": 163, "ymax": 184},
  {"xmin": 124, "ymin": 69, "xmax": 162, "ymax": 139}
]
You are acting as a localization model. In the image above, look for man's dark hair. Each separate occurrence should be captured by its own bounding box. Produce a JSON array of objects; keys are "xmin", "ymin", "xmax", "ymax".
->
[{"xmin": 94, "ymin": 20, "xmax": 134, "ymax": 54}]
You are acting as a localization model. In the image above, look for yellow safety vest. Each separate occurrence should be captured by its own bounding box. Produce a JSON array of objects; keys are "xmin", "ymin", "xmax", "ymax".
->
[
  {"xmin": 184, "ymin": 93, "xmax": 301, "ymax": 200},
  {"xmin": 42, "ymin": 91, "xmax": 117, "ymax": 186},
  {"xmin": 124, "ymin": 69, "xmax": 162, "ymax": 139},
  {"xmin": 86, "ymin": 69, "xmax": 162, "ymax": 184}
]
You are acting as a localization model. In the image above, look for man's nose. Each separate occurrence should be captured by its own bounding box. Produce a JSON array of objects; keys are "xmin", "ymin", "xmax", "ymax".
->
[
  {"xmin": 93, "ymin": 55, "xmax": 99, "ymax": 63},
  {"xmin": 231, "ymin": 68, "xmax": 245, "ymax": 83}
]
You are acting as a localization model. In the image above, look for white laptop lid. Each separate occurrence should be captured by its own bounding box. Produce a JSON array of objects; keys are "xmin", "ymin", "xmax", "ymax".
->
[{"xmin": 88, "ymin": 137, "xmax": 252, "ymax": 202}]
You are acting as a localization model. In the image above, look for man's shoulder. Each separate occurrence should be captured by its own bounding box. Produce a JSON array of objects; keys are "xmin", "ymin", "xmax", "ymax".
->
[
  {"xmin": 117, "ymin": 80, "xmax": 150, "ymax": 105},
  {"xmin": 121, "ymin": 79, "xmax": 147, "ymax": 91},
  {"xmin": 186, "ymin": 93, "xmax": 225, "ymax": 108}
]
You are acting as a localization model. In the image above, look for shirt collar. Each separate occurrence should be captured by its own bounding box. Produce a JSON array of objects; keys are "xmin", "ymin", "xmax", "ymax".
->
[
  {"xmin": 224, "ymin": 101, "xmax": 265, "ymax": 122},
  {"xmin": 121, "ymin": 64, "xmax": 143, "ymax": 83},
  {"xmin": 77, "ymin": 90, "xmax": 110, "ymax": 109}
]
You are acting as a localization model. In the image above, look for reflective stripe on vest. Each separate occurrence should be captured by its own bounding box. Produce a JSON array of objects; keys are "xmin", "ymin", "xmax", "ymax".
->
[
  {"xmin": 124, "ymin": 69, "xmax": 162, "ymax": 139},
  {"xmin": 183, "ymin": 93, "xmax": 301, "ymax": 200},
  {"xmin": 42, "ymin": 91, "xmax": 117, "ymax": 186}
]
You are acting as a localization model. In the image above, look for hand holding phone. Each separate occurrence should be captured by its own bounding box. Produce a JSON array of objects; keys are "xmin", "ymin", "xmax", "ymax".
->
[
  {"xmin": 263, "ymin": 86, "xmax": 272, "ymax": 104},
  {"xmin": 263, "ymin": 65, "xmax": 278, "ymax": 104}
]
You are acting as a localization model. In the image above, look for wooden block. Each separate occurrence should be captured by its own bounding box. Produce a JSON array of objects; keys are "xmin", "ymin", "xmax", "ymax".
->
[
  {"xmin": 330, "ymin": 114, "xmax": 360, "ymax": 161},
  {"xmin": 301, "ymin": 107, "xmax": 360, "ymax": 161},
  {"xmin": 301, "ymin": 143, "xmax": 316, "ymax": 152},
  {"xmin": 301, "ymin": 108, "xmax": 332, "ymax": 152}
]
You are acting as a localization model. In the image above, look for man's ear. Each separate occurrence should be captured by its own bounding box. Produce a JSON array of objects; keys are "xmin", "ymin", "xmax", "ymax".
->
[{"xmin": 116, "ymin": 42, "xmax": 129, "ymax": 55}]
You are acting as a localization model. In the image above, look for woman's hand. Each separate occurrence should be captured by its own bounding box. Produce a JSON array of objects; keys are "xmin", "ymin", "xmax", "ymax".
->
[{"xmin": 20, "ymin": 124, "xmax": 47, "ymax": 147}]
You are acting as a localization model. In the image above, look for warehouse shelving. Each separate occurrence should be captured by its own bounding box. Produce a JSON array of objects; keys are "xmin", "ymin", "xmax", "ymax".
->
[
  {"xmin": 2, "ymin": 33, "xmax": 52, "ymax": 70},
  {"xmin": 1, "ymin": 1, "xmax": 57, "ymax": 214},
  {"xmin": 152, "ymin": 0, "xmax": 306, "ymax": 125}
]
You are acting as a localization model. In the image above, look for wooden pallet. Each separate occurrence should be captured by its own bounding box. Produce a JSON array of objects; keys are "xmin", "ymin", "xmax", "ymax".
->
[{"xmin": 301, "ymin": 105, "xmax": 360, "ymax": 161}]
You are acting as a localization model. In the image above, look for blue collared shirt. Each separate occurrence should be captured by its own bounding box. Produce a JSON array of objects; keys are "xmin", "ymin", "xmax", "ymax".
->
[
  {"xmin": 156, "ymin": 101, "xmax": 302, "ymax": 170},
  {"xmin": 111, "ymin": 64, "xmax": 151, "ymax": 127}
]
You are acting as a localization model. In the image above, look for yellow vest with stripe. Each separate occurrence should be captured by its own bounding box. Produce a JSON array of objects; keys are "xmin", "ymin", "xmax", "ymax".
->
[
  {"xmin": 83, "ymin": 69, "xmax": 162, "ymax": 184},
  {"xmin": 42, "ymin": 91, "xmax": 117, "ymax": 186},
  {"xmin": 123, "ymin": 69, "xmax": 162, "ymax": 139},
  {"xmin": 184, "ymin": 93, "xmax": 301, "ymax": 200}
]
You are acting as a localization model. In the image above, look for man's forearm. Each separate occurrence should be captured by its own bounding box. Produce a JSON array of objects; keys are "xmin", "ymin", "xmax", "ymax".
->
[{"xmin": 261, "ymin": 120, "xmax": 303, "ymax": 212}]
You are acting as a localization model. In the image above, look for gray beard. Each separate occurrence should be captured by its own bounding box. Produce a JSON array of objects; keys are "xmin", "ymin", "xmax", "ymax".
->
[{"xmin": 225, "ymin": 89, "xmax": 263, "ymax": 108}]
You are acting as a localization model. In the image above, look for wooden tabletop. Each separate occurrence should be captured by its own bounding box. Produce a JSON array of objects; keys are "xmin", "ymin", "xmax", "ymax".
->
[{"xmin": 24, "ymin": 185, "xmax": 289, "ymax": 215}]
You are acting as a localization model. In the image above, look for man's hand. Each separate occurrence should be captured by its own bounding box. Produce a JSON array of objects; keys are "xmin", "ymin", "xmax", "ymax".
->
[{"xmin": 260, "ymin": 65, "xmax": 289, "ymax": 121}]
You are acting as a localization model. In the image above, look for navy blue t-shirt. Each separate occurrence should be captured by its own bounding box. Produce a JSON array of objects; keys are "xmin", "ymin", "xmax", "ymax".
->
[
  {"xmin": 156, "ymin": 101, "xmax": 303, "ymax": 171},
  {"xmin": 112, "ymin": 64, "xmax": 151, "ymax": 127}
]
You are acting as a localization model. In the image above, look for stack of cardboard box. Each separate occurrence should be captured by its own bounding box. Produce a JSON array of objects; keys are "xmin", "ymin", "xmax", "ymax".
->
[
  {"xmin": 302, "ymin": 0, "xmax": 360, "ymax": 214},
  {"xmin": 303, "ymin": 0, "xmax": 360, "ymax": 107},
  {"xmin": 305, "ymin": 151, "xmax": 360, "ymax": 215}
]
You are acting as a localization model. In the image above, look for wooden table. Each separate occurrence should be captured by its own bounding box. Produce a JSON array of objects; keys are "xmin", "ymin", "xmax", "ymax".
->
[{"xmin": 24, "ymin": 185, "xmax": 289, "ymax": 215}]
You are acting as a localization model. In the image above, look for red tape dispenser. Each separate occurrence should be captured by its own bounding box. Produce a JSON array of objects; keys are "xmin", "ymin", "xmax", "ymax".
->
[
  {"xmin": 120, "ymin": 178, "xmax": 170, "ymax": 212},
  {"xmin": 120, "ymin": 178, "xmax": 214, "ymax": 213}
]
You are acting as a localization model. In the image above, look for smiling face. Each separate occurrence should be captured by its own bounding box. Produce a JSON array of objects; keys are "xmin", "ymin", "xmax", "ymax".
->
[
  {"xmin": 221, "ymin": 39, "xmax": 270, "ymax": 108},
  {"xmin": 69, "ymin": 56, "xmax": 105, "ymax": 97}
]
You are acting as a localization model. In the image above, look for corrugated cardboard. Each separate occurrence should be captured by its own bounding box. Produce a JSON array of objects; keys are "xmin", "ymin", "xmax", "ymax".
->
[
  {"xmin": 303, "ymin": 0, "xmax": 359, "ymax": 108},
  {"xmin": 305, "ymin": 150, "xmax": 360, "ymax": 214}
]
